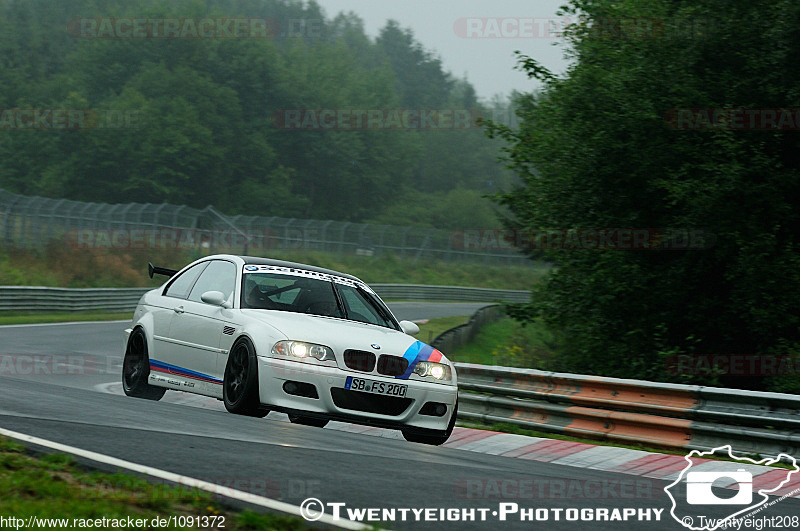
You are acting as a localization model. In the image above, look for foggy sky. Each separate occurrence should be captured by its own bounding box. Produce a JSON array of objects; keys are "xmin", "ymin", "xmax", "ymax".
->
[{"xmin": 316, "ymin": 0, "xmax": 572, "ymax": 101}]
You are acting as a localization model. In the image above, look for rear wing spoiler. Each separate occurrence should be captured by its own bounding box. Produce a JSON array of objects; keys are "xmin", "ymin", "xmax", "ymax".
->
[{"xmin": 148, "ymin": 262, "xmax": 178, "ymax": 279}]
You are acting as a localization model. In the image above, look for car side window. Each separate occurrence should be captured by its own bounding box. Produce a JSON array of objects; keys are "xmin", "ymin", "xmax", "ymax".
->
[
  {"xmin": 188, "ymin": 260, "xmax": 237, "ymax": 304},
  {"xmin": 164, "ymin": 262, "xmax": 209, "ymax": 299},
  {"xmin": 242, "ymin": 275, "xmax": 301, "ymax": 309}
]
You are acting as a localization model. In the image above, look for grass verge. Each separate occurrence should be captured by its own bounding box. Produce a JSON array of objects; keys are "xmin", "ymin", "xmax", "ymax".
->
[
  {"xmin": 415, "ymin": 315, "xmax": 471, "ymax": 345},
  {"xmin": 0, "ymin": 244, "xmax": 547, "ymax": 290},
  {"xmin": 448, "ymin": 317, "xmax": 558, "ymax": 367},
  {"xmin": 0, "ymin": 436, "xmax": 310, "ymax": 529}
]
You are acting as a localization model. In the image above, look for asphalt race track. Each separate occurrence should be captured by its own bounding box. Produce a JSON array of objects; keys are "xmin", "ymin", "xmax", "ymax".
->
[{"xmin": 1, "ymin": 303, "xmax": 798, "ymax": 530}]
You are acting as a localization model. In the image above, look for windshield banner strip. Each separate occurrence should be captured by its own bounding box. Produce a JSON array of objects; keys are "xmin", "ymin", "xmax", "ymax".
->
[{"xmin": 242, "ymin": 265, "xmax": 363, "ymax": 288}]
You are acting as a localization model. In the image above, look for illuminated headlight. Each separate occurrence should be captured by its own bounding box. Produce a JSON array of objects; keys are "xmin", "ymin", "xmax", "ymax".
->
[
  {"xmin": 272, "ymin": 340, "xmax": 335, "ymax": 363},
  {"xmin": 413, "ymin": 361, "xmax": 452, "ymax": 381}
]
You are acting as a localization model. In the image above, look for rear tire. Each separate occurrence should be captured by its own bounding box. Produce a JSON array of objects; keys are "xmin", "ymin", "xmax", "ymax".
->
[
  {"xmin": 288, "ymin": 414, "xmax": 329, "ymax": 428},
  {"xmin": 402, "ymin": 400, "xmax": 458, "ymax": 446},
  {"xmin": 122, "ymin": 328, "xmax": 166, "ymax": 401},
  {"xmin": 223, "ymin": 338, "xmax": 268, "ymax": 418}
]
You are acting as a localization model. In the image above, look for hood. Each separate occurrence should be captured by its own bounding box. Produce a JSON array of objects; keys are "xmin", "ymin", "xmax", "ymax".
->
[{"xmin": 242, "ymin": 309, "xmax": 419, "ymax": 358}]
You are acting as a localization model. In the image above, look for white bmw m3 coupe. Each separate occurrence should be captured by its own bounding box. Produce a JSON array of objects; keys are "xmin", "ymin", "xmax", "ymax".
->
[{"xmin": 122, "ymin": 255, "xmax": 458, "ymax": 445}]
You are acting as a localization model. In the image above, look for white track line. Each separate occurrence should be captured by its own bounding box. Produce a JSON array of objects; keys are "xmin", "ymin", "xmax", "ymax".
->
[
  {"xmin": 0, "ymin": 426, "xmax": 366, "ymax": 530},
  {"xmin": 0, "ymin": 320, "xmax": 130, "ymax": 329}
]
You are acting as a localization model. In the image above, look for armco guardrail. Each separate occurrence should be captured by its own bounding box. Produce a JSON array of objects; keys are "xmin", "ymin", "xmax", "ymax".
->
[
  {"xmin": 455, "ymin": 363, "xmax": 800, "ymax": 458},
  {"xmin": 0, "ymin": 285, "xmax": 530, "ymax": 313},
  {"xmin": 374, "ymin": 285, "xmax": 529, "ymax": 303},
  {"xmin": 431, "ymin": 305, "xmax": 504, "ymax": 354},
  {"xmin": 0, "ymin": 287, "xmax": 150, "ymax": 313}
]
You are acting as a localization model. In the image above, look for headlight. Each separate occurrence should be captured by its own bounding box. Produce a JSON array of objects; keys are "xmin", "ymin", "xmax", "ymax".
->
[
  {"xmin": 413, "ymin": 361, "xmax": 452, "ymax": 381},
  {"xmin": 272, "ymin": 340, "xmax": 335, "ymax": 363}
]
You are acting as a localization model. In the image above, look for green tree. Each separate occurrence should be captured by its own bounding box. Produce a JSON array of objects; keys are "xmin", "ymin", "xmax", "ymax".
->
[
  {"xmin": 487, "ymin": 0, "xmax": 800, "ymax": 390},
  {"xmin": 0, "ymin": 0, "xmax": 508, "ymax": 226},
  {"xmin": 376, "ymin": 20, "xmax": 453, "ymax": 109}
]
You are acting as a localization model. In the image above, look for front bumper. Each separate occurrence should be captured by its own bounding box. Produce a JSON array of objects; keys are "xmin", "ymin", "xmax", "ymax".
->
[{"xmin": 257, "ymin": 356, "xmax": 457, "ymax": 432}]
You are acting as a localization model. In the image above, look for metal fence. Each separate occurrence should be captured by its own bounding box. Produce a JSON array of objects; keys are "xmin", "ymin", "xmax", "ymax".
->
[
  {"xmin": 0, "ymin": 285, "xmax": 531, "ymax": 313},
  {"xmin": 0, "ymin": 188, "xmax": 530, "ymax": 265}
]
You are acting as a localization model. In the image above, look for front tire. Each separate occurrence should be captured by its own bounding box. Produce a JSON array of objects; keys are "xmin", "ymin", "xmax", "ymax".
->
[
  {"xmin": 122, "ymin": 328, "xmax": 166, "ymax": 401},
  {"xmin": 223, "ymin": 337, "xmax": 268, "ymax": 418},
  {"xmin": 288, "ymin": 414, "xmax": 329, "ymax": 428},
  {"xmin": 402, "ymin": 400, "xmax": 458, "ymax": 446}
]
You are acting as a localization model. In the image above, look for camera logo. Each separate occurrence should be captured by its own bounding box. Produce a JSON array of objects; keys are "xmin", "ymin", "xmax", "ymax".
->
[
  {"xmin": 686, "ymin": 469, "xmax": 752, "ymax": 505},
  {"xmin": 664, "ymin": 445, "xmax": 799, "ymax": 530}
]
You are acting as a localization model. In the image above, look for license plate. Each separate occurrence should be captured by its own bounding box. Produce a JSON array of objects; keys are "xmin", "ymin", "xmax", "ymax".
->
[{"xmin": 345, "ymin": 376, "xmax": 407, "ymax": 397}]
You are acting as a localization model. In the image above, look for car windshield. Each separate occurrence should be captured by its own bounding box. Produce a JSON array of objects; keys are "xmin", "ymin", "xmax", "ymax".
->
[{"xmin": 240, "ymin": 270, "xmax": 398, "ymax": 330}]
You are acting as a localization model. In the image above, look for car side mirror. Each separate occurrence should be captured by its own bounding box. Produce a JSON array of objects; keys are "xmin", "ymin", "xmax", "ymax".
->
[
  {"xmin": 201, "ymin": 291, "xmax": 227, "ymax": 307},
  {"xmin": 400, "ymin": 320, "xmax": 420, "ymax": 336}
]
